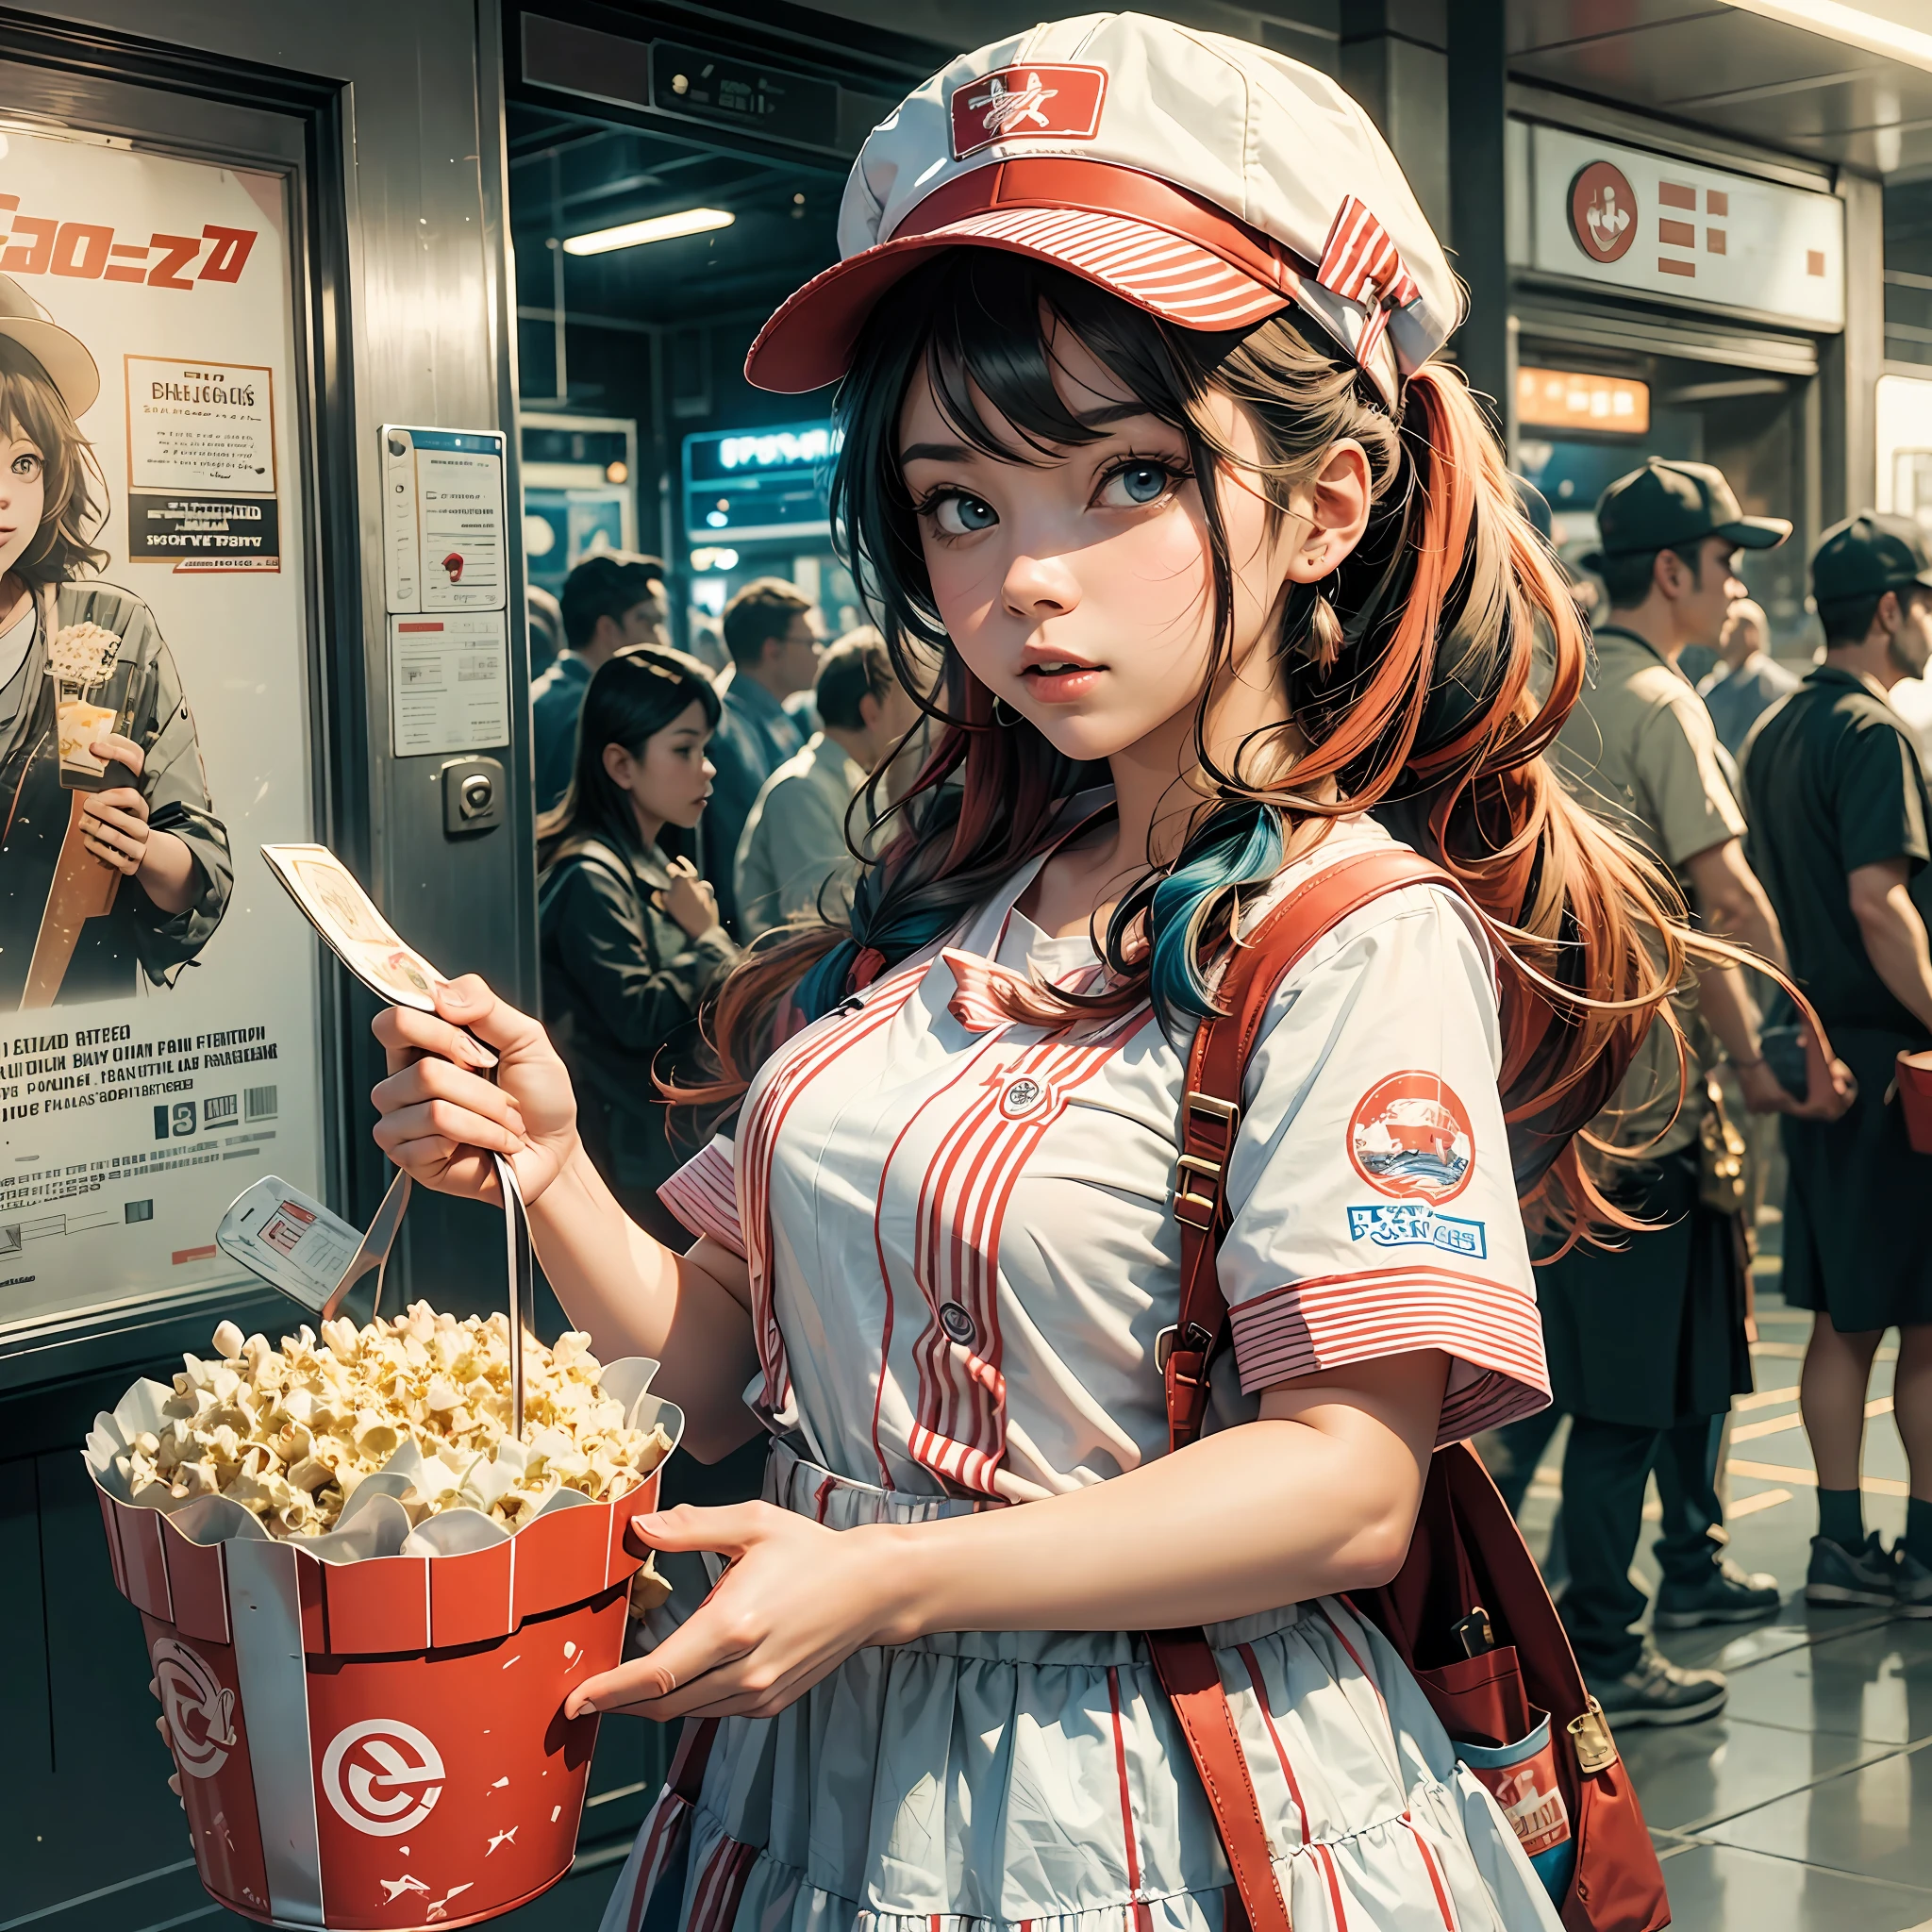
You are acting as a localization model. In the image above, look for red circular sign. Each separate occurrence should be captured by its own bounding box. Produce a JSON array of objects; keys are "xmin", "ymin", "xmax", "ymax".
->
[
  {"xmin": 1568, "ymin": 160, "xmax": 1638, "ymax": 264},
  {"xmin": 1347, "ymin": 1072, "xmax": 1475, "ymax": 1204}
]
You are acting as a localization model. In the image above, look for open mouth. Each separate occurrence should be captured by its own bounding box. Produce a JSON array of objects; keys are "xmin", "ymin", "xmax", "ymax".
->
[{"xmin": 1020, "ymin": 661, "xmax": 1103, "ymax": 703}]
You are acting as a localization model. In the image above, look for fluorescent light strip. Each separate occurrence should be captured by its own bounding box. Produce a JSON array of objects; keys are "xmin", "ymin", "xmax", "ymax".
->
[
  {"xmin": 1721, "ymin": 0, "xmax": 1932, "ymax": 74},
  {"xmin": 562, "ymin": 208, "xmax": 735, "ymax": 257}
]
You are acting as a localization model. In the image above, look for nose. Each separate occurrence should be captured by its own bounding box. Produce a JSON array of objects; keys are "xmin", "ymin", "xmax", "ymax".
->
[
  {"xmin": 1001, "ymin": 552, "xmax": 1081, "ymax": 621},
  {"xmin": 701, "ymin": 755, "xmax": 716, "ymax": 780},
  {"xmin": 1725, "ymin": 573, "xmax": 1748, "ymax": 600}
]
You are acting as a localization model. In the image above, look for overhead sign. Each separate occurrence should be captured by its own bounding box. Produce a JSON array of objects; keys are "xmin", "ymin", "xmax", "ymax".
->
[
  {"xmin": 1524, "ymin": 124, "xmax": 1844, "ymax": 332},
  {"xmin": 682, "ymin": 419, "xmax": 835, "ymax": 542},
  {"xmin": 650, "ymin": 42, "xmax": 839, "ymax": 148},
  {"xmin": 1517, "ymin": 367, "xmax": 1651, "ymax": 436}
]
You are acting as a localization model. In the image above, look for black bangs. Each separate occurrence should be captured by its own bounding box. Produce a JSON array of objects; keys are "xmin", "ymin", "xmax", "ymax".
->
[
  {"xmin": 826, "ymin": 250, "xmax": 1245, "ymax": 675},
  {"xmin": 913, "ymin": 252, "xmax": 1209, "ymax": 464}
]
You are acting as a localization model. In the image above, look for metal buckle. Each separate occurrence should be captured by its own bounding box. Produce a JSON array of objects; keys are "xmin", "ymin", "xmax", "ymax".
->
[
  {"xmin": 1182, "ymin": 1090, "xmax": 1241, "ymax": 1136},
  {"xmin": 1154, "ymin": 1322, "xmax": 1216, "ymax": 1371},
  {"xmin": 1568, "ymin": 1698, "xmax": 1620, "ymax": 1775},
  {"xmin": 1174, "ymin": 1151, "xmax": 1224, "ymax": 1227}
]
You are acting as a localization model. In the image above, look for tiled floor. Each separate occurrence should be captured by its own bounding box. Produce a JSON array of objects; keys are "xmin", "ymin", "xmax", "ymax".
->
[{"xmin": 1514, "ymin": 1288, "xmax": 1932, "ymax": 1932}]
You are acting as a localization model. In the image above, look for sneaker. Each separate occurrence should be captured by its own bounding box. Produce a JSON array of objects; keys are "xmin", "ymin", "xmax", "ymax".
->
[
  {"xmin": 1806, "ymin": 1532, "xmax": 1896, "ymax": 1608},
  {"xmin": 1654, "ymin": 1557, "xmax": 1782, "ymax": 1629},
  {"xmin": 1585, "ymin": 1646, "xmax": 1727, "ymax": 1727},
  {"xmin": 1894, "ymin": 1546, "xmax": 1932, "ymax": 1620}
]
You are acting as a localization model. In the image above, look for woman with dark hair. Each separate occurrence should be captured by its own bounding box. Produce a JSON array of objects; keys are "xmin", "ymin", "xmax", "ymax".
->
[
  {"xmin": 536, "ymin": 644, "xmax": 737, "ymax": 1246},
  {"xmin": 371, "ymin": 21, "xmax": 1730, "ymax": 1929},
  {"xmin": 0, "ymin": 283, "xmax": 231, "ymax": 1008}
]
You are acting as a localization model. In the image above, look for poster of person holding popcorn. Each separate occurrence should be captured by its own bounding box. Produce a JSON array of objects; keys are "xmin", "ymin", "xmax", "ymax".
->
[{"xmin": 0, "ymin": 269, "xmax": 232, "ymax": 1009}]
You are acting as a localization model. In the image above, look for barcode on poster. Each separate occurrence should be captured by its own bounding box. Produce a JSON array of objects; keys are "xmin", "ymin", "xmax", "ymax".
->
[{"xmin": 245, "ymin": 1085, "xmax": 279, "ymax": 1122}]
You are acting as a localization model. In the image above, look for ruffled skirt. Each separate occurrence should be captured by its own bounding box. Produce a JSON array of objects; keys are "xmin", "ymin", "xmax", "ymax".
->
[{"xmin": 600, "ymin": 1443, "xmax": 1562, "ymax": 1932}]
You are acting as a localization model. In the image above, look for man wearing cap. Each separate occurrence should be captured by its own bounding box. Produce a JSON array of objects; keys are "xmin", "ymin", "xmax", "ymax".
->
[
  {"xmin": 530, "ymin": 554, "xmax": 669, "ymax": 814},
  {"xmin": 1541, "ymin": 458, "xmax": 1833, "ymax": 1724},
  {"xmin": 1743, "ymin": 512, "xmax": 1932, "ymax": 1613}
]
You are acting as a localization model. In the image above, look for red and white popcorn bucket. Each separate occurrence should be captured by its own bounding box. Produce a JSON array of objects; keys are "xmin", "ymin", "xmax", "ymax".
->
[{"xmin": 86, "ymin": 1174, "xmax": 683, "ymax": 1931}]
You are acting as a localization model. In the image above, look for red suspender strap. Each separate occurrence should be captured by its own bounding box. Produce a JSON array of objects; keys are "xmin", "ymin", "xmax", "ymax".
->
[
  {"xmin": 668, "ymin": 1714, "xmax": 720, "ymax": 1803},
  {"xmin": 1163, "ymin": 844, "xmax": 1457, "ymax": 1451},
  {"xmin": 1151, "ymin": 845, "xmax": 1457, "ymax": 1932},
  {"xmin": 1147, "ymin": 1628, "xmax": 1291, "ymax": 1932}
]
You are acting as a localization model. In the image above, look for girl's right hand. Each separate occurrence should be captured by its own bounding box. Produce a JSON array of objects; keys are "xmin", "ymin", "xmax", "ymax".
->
[
  {"xmin": 370, "ymin": 976, "xmax": 578, "ymax": 1206},
  {"xmin": 656, "ymin": 857, "xmax": 720, "ymax": 940}
]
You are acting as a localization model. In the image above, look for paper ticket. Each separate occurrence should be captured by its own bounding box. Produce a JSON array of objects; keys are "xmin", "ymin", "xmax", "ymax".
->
[
  {"xmin": 260, "ymin": 841, "xmax": 471, "ymax": 1024},
  {"xmin": 217, "ymin": 1174, "xmax": 363, "ymax": 1313}
]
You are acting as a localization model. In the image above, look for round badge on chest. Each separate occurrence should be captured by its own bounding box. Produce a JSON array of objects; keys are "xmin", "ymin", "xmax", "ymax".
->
[{"xmin": 998, "ymin": 1074, "xmax": 1047, "ymax": 1121}]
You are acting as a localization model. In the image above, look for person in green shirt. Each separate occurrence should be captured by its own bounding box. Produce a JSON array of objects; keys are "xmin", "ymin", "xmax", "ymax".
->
[
  {"xmin": 1743, "ymin": 511, "xmax": 1932, "ymax": 1614},
  {"xmin": 1528, "ymin": 458, "xmax": 1852, "ymax": 1724}
]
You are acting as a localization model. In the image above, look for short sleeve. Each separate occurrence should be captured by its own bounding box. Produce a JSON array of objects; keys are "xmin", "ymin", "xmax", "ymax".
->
[
  {"xmin": 1217, "ymin": 887, "xmax": 1549, "ymax": 1445},
  {"xmin": 1835, "ymin": 719, "xmax": 1930, "ymax": 876},
  {"xmin": 1632, "ymin": 691, "xmax": 1746, "ymax": 866},
  {"xmin": 658, "ymin": 1133, "xmax": 744, "ymax": 1257}
]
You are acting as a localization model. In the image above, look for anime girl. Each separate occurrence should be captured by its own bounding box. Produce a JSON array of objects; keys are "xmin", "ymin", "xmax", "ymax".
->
[
  {"xmin": 371, "ymin": 18, "xmax": 1701, "ymax": 1930},
  {"xmin": 0, "ymin": 273, "xmax": 230, "ymax": 1009}
]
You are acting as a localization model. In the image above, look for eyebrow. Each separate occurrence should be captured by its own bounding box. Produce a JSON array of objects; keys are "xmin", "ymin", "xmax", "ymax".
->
[{"xmin": 898, "ymin": 402, "xmax": 1164, "ymax": 469}]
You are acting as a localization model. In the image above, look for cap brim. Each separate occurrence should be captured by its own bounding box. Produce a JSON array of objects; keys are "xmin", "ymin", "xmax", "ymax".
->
[
  {"xmin": 745, "ymin": 206, "xmax": 1292, "ymax": 395},
  {"xmin": 0, "ymin": 316, "xmax": 99, "ymax": 418},
  {"xmin": 1717, "ymin": 515, "xmax": 1791, "ymax": 552}
]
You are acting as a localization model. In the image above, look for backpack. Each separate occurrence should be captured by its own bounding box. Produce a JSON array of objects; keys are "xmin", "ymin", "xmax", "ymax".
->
[{"xmin": 1148, "ymin": 843, "xmax": 1669, "ymax": 1932}]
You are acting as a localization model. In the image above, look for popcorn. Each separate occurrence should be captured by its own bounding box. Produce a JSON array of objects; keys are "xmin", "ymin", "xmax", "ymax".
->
[
  {"xmin": 47, "ymin": 621, "xmax": 123, "ymax": 687},
  {"xmin": 114, "ymin": 1304, "xmax": 673, "ymax": 1541}
]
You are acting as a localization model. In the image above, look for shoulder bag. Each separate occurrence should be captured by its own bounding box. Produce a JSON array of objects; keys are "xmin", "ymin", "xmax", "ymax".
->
[{"xmin": 1147, "ymin": 843, "xmax": 1670, "ymax": 1932}]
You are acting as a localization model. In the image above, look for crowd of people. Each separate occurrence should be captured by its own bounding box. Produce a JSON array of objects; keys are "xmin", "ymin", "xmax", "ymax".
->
[
  {"xmin": 528, "ymin": 556, "xmax": 915, "ymax": 1231},
  {"xmin": 526, "ymin": 457, "xmax": 1932, "ymax": 1740},
  {"xmin": 1489, "ymin": 458, "xmax": 1932, "ymax": 1728}
]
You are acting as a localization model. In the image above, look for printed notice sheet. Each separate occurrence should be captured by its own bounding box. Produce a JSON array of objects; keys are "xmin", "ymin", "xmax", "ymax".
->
[
  {"xmin": 380, "ymin": 425, "xmax": 507, "ymax": 613},
  {"xmin": 387, "ymin": 610, "xmax": 510, "ymax": 758}
]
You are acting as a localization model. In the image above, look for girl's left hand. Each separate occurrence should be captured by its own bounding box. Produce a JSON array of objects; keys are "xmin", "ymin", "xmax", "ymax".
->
[
  {"xmin": 80, "ymin": 734, "xmax": 150, "ymax": 875},
  {"xmin": 565, "ymin": 1503, "xmax": 909, "ymax": 1724}
]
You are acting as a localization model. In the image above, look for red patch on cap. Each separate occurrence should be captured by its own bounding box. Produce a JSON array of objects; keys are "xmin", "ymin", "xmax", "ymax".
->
[
  {"xmin": 949, "ymin": 64, "xmax": 1108, "ymax": 160},
  {"xmin": 1347, "ymin": 1072, "xmax": 1474, "ymax": 1204}
]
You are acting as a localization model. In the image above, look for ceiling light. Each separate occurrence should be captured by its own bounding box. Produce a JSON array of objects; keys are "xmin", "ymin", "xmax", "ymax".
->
[
  {"xmin": 562, "ymin": 208, "xmax": 735, "ymax": 257},
  {"xmin": 1722, "ymin": 0, "xmax": 1932, "ymax": 73}
]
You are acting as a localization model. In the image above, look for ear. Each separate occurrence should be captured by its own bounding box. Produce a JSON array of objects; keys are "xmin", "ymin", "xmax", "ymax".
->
[
  {"xmin": 601, "ymin": 741, "xmax": 636, "ymax": 788},
  {"xmin": 858, "ymin": 691, "xmax": 883, "ymax": 736},
  {"xmin": 1281, "ymin": 440, "xmax": 1374, "ymax": 586},
  {"xmin": 1875, "ymin": 590, "xmax": 1903, "ymax": 636}
]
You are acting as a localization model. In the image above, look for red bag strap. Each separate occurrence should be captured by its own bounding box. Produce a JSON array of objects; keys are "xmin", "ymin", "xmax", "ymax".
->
[
  {"xmin": 1148, "ymin": 844, "xmax": 1457, "ymax": 1932},
  {"xmin": 1163, "ymin": 844, "xmax": 1459, "ymax": 1450},
  {"xmin": 1148, "ymin": 1629, "xmax": 1291, "ymax": 1932},
  {"xmin": 668, "ymin": 1715, "xmax": 719, "ymax": 1803}
]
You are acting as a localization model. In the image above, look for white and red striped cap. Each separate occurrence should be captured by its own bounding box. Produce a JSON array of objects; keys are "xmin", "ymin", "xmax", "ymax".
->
[{"xmin": 746, "ymin": 11, "xmax": 1459, "ymax": 406}]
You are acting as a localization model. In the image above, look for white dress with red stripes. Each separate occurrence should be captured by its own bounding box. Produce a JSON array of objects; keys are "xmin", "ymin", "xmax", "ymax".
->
[{"xmin": 602, "ymin": 813, "xmax": 1563, "ymax": 1932}]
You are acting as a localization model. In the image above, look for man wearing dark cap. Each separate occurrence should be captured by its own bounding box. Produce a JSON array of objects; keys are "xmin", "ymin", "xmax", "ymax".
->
[
  {"xmin": 1743, "ymin": 512, "xmax": 1932, "ymax": 1614},
  {"xmin": 1537, "ymin": 458, "xmax": 1848, "ymax": 1723},
  {"xmin": 530, "ymin": 554, "xmax": 669, "ymax": 813}
]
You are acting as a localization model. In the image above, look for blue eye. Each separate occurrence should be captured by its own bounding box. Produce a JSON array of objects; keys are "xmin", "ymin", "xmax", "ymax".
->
[
  {"xmin": 931, "ymin": 492, "xmax": 997, "ymax": 536},
  {"xmin": 1100, "ymin": 462, "xmax": 1174, "ymax": 508}
]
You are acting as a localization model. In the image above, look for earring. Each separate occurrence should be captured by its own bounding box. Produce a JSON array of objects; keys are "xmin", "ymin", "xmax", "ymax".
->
[
  {"xmin": 992, "ymin": 695, "xmax": 1023, "ymax": 726},
  {"xmin": 1306, "ymin": 589, "xmax": 1344, "ymax": 672}
]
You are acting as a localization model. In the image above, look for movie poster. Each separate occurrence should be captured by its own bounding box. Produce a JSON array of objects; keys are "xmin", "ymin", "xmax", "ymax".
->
[{"xmin": 0, "ymin": 128, "xmax": 324, "ymax": 1331}]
